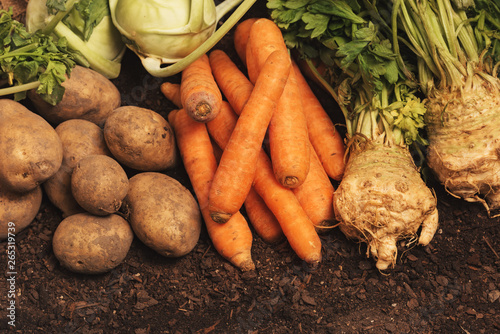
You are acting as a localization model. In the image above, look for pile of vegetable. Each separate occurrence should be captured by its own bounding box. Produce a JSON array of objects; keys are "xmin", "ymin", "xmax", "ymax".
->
[
  {"xmin": 5, "ymin": 0, "xmax": 500, "ymax": 274},
  {"xmin": 268, "ymin": 0, "xmax": 440, "ymax": 269}
]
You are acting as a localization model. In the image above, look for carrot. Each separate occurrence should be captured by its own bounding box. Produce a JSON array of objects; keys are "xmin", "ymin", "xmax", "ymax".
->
[
  {"xmin": 253, "ymin": 149, "xmax": 322, "ymax": 264},
  {"xmin": 233, "ymin": 18, "xmax": 257, "ymax": 66},
  {"xmin": 245, "ymin": 18, "xmax": 288, "ymax": 84},
  {"xmin": 167, "ymin": 108, "xmax": 255, "ymax": 271},
  {"xmin": 292, "ymin": 61, "xmax": 346, "ymax": 180},
  {"xmin": 208, "ymin": 49, "xmax": 291, "ymax": 224},
  {"xmin": 243, "ymin": 187, "xmax": 284, "ymax": 244},
  {"xmin": 180, "ymin": 54, "xmax": 222, "ymax": 122},
  {"xmin": 160, "ymin": 82, "xmax": 182, "ymax": 108},
  {"xmin": 206, "ymin": 98, "xmax": 321, "ymax": 264},
  {"xmin": 268, "ymin": 71, "xmax": 310, "ymax": 188},
  {"xmin": 209, "ymin": 49, "xmax": 254, "ymax": 113},
  {"xmin": 208, "ymin": 102, "xmax": 284, "ymax": 244},
  {"xmin": 245, "ymin": 18, "xmax": 310, "ymax": 188},
  {"xmin": 293, "ymin": 144, "xmax": 337, "ymax": 232}
]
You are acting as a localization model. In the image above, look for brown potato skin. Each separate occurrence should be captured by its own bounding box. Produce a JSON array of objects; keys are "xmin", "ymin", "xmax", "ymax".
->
[
  {"xmin": 122, "ymin": 172, "xmax": 201, "ymax": 257},
  {"xmin": 44, "ymin": 119, "xmax": 112, "ymax": 217},
  {"xmin": 52, "ymin": 213, "xmax": 134, "ymax": 274},
  {"xmin": 71, "ymin": 155, "xmax": 129, "ymax": 216},
  {"xmin": 27, "ymin": 66, "xmax": 121, "ymax": 127},
  {"xmin": 0, "ymin": 99, "xmax": 63, "ymax": 193},
  {"xmin": 0, "ymin": 185, "xmax": 42, "ymax": 240},
  {"xmin": 104, "ymin": 106, "xmax": 177, "ymax": 171}
]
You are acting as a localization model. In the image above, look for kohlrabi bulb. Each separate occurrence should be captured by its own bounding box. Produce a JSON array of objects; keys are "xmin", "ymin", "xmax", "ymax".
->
[{"xmin": 110, "ymin": 0, "xmax": 217, "ymax": 63}]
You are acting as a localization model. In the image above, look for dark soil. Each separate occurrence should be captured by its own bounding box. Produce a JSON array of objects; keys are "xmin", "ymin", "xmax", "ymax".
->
[{"xmin": 1, "ymin": 2, "xmax": 500, "ymax": 333}]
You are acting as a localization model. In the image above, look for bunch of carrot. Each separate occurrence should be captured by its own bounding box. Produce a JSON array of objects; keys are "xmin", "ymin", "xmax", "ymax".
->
[{"xmin": 161, "ymin": 18, "xmax": 346, "ymax": 270}]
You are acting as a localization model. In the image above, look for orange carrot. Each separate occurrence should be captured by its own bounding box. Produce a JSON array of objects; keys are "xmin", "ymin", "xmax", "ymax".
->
[
  {"xmin": 180, "ymin": 54, "xmax": 222, "ymax": 122},
  {"xmin": 253, "ymin": 150, "xmax": 322, "ymax": 264},
  {"xmin": 293, "ymin": 143, "xmax": 337, "ymax": 232},
  {"xmin": 209, "ymin": 49, "xmax": 254, "ymax": 113},
  {"xmin": 245, "ymin": 18, "xmax": 288, "ymax": 84},
  {"xmin": 206, "ymin": 99, "xmax": 321, "ymax": 264},
  {"xmin": 244, "ymin": 187, "xmax": 284, "ymax": 244},
  {"xmin": 208, "ymin": 49, "xmax": 291, "ymax": 224},
  {"xmin": 167, "ymin": 108, "xmax": 255, "ymax": 271},
  {"xmin": 160, "ymin": 82, "xmax": 182, "ymax": 108},
  {"xmin": 292, "ymin": 61, "xmax": 346, "ymax": 180},
  {"xmin": 208, "ymin": 102, "xmax": 284, "ymax": 244},
  {"xmin": 245, "ymin": 18, "xmax": 310, "ymax": 188},
  {"xmin": 268, "ymin": 71, "xmax": 310, "ymax": 188},
  {"xmin": 233, "ymin": 18, "xmax": 258, "ymax": 67}
]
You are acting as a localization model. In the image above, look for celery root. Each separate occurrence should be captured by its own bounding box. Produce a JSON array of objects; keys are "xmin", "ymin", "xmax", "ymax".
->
[
  {"xmin": 425, "ymin": 82, "xmax": 500, "ymax": 212},
  {"xmin": 334, "ymin": 140, "xmax": 438, "ymax": 270}
]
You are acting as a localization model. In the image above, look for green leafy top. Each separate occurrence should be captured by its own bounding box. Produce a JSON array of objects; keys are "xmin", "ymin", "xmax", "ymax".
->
[
  {"xmin": 268, "ymin": 0, "xmax": 427, "ymax": 147},
  {"xmin": 0, "ymin": 9, "xmax": 77, "ymax": 105}
]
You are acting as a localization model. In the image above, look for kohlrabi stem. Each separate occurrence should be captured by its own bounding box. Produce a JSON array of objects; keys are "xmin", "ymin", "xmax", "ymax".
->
[
  {"xmin": 41, "ymin": 0, "xmax": 79, "ymax": 35},
  {"xmin": 216, "ymin": 0, "xmax": 244, "ymax": 20},
  {"xmin": 0, "ymin": 81, "xmax": 40, "ymax": 97},
  {"xmin": 53, "ymin": 22, "xmax": 122, "ymax": 79},
  {"xmin": 142, "ymin": 0, "xmax": 256, "ymax": 77}
]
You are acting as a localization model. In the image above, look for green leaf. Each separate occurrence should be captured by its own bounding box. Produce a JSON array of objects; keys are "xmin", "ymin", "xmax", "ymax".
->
[
  {"xmin": 302, "ymin": 13, "xmax": 330, "ymax": 39},
  {"xmin": 308, "ymin": 0, "xmax": 365, "ymax": 24}
]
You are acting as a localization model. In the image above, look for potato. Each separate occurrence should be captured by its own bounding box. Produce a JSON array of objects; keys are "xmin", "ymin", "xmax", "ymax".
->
[
  {"xmin": 71, "ymin": 155, "xmax": 129, "ymax": 216},
  {"xmin": 0, "ymin": 99, "xmax": 63, "ymax": 193},
  {"xmin": 122, "ymin": 172, "xmax": 201, "ymax": 257},
  {"xmin": 0, "ymin": 185, "xmax": 42, "ymax": 240},
  {"xmin": 104, "ymin": 106, "xmax": 177, "ymax": 171},
  {"xmin": 27, "ymin": 65, "xmax": 121, "ymax": 127},
  {"xmin": 52, "ymin": 213, "xmax": 134, "ymax": 274},
  {"xmin": 44, "ymin": 119, "xmax": 112, "ymax": 217}
]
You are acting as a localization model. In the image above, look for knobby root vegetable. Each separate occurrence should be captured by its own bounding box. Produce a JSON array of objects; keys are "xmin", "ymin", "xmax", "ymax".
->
[
  {"xmin": 424, "ymin": 83, "xmax": 500, "ymax": 213},
  {"xmin": 208, "ymin": 49, "xmax": 291, "ymax": 223},
  {"xmin": 333, "ymin": 140, "xmax": 439, "ymax": 270},
  {"xmin": 168, "ymin": 108, "xmax": 255, "ymax": 271}
]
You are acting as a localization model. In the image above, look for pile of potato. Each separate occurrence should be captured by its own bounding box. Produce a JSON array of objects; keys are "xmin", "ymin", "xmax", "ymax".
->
[{"xmin": 0, "ymin": 66, "xmax": 202, "ymax": 274}]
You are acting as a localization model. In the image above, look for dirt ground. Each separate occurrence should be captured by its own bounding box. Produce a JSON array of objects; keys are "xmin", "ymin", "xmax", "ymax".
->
[{"xmin": 1, "ymin": 2, "xmax": 500, "ymax": 333}]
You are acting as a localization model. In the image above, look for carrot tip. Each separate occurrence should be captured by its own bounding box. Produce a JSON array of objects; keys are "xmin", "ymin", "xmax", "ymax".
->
[
  {"xmin": 238, "ymin": 259, "xmax": 256, "ymax": 272},
  {"xmin": 210, "ymin": 211, "xmax": 232, "ymax": 224}
]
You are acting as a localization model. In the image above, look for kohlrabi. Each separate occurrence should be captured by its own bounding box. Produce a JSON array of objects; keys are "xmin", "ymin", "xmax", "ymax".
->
[
  {"xmin": 26, "ymin": 0, "xmax": 126, "ymax": 79},
  {"xmin": 109, "ymin": 0, "xmax": 256, "ymax": 77}
]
